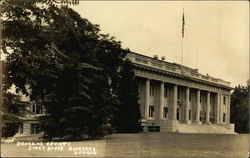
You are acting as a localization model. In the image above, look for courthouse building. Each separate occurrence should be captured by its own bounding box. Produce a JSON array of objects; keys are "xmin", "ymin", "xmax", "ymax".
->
[
  {"xmin": 126, "ymin": 52, "xmax": 234, "ymax": 133},
  {"xmin": 16, "ymin": 51, "xmax": 235, "ymax": 136}
]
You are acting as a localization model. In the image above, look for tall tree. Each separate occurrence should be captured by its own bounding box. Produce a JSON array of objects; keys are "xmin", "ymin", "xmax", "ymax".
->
[
  {"xmin": 113, "ymin": 59, "xmax": 141, "ymax": 133},
  {"xmin": 230, "ymin": 84, "xmax": 249, "ymax": 133},
  {"xmin": 1, "ymin": 0, "xmax": 127, "ymax": 140}
]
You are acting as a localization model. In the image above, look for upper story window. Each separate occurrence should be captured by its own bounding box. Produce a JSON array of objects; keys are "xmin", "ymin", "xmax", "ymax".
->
[
  {"xmin": 164, "ymin": 87, "xmax": 168, "ymax": 97},
  {"xmin": 177, "ymin": 88, "xmax": 181, "ymax": 100},
  {"xmin": 32, "ymin": 104, "xmax": 43, "ymax": 115},
  {"xmin": 200, "ymin": 94, "xmax": 206, "ymax": 103}
]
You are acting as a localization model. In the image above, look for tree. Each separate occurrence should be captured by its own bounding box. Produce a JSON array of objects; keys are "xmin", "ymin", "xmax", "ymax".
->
[
  {"xmin": 230, "ymin": 84, "xmax": 249, "ymax": 133},
  {"xmin": 113, "ymin": 59, "xmax": 141, "ymax": 133},
  {"xmin": 1, "ymin": 0, "xmax": 128, "ymax": 140}
]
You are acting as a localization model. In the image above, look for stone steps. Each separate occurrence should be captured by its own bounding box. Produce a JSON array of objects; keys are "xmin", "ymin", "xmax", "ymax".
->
[{"xmin": 178, "ymin": 123, "xmax": 236, "ymax": 134}]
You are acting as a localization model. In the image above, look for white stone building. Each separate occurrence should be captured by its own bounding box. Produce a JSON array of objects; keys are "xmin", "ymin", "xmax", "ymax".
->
[{"xmin": 127, "ymin": 52, "xmax": 234, "ymax": 133}]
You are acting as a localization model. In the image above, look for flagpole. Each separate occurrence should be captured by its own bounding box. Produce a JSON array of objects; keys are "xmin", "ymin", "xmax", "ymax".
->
[
  {"xmin": 181, "ymin": 30, "xmax": 183, "ymax": 67},
  {"xmin": 181, "ymin": 8, "xmax": 184, "ymax": 73}
]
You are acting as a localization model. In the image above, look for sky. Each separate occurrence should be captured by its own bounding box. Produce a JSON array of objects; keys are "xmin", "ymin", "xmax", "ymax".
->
[{"xmin": 72, "ymin": 1, "xmax": 249, "ymax": 87}]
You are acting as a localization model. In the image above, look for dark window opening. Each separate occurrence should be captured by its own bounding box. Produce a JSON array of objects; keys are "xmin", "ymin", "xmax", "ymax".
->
[
  {"xmin": 177, "ymin": 88, "xmax": 181, "ymax": 100},
  {"xmin": 223, "ymin": 113, "xmax": 226, "ymax": 122},
  {"xmin": 150, "ymin": 83, "xmax": 154, "ymax": 96},
  {"xmin": 163, "ymin": 107, "xmax": 168, "ymax": 118},
  {"xmin": 149, "ymin": 106, "xmax": 154, "ymax": 117},
  {"xmin": 177, "ymin": 108, "xmax": 180, "ymax": 121},
  {"xmin": 164, "ymin": 87, "xmax": 168, "ymax": 97},
  {"xmin": 31, "ymin": 124, "xmax": 40, "ymax": 134},
  {"xmin": 148, "ymin": 126, "xmax": 160, "ymax": 132}
]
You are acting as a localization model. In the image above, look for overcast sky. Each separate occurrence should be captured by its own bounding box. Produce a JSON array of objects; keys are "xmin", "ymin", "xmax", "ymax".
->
[{"xmin": 71, "ymin": 1, "xmax": 249, "ymax": 87}]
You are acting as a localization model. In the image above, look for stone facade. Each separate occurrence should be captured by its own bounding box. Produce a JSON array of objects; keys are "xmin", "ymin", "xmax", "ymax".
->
[
  {"xmin": 15, "ymin": 102, "xmax": 45, "ymax": 136},
  {"xmin": 127, "ymin": 52, "xmax": 234, "ymax": 133}
]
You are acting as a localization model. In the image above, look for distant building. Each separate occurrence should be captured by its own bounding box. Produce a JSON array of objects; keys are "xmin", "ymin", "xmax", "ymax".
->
[
  {"xmin": 15, "ymin": 102, "xmax": 45, "ymax": 136},
  {"xmin": 127, "ymin": 52, "xmax": 234, "ymax": 133}
]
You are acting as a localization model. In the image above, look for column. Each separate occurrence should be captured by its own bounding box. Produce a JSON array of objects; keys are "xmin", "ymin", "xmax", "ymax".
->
[
  {"xmin": 145, "ymin": 79, "xmax": 150, "ymax": 118},
  {"xmin": 172, "ymin": 85, "xmax": 177, "ymax": 120},
  {"xmin": 215, "ymin": 93, "xmax": 220, "ymax": 123},
  {"xmin": 227, "ymin": 95, "xmax": 231, "ymax": 123},
  {"xmin": 159, "ymin": 82, "xmax": 164, "ymax": 119},
  {"xmin": 184, "ymin": 87, "xmax": 190, "ymax": 122},
  {"xmin": 195, "ymin": 89, "xmax": 201, "ymax": 123},
  {"xmin": 206, "ymin": 92, "xmax": 210, "ymax": 123}
]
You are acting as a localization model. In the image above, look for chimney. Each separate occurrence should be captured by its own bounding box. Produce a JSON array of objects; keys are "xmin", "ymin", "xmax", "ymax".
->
[{"xmin": 161, "ymin": 56, "xmax": 165, "ymax": 61}]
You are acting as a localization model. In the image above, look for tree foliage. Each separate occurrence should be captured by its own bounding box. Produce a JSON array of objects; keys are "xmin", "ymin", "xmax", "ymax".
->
[
  {"xmin": 113, "ymin": 59, "xmax": 141, "ymax": 133},
  {"xmin": 230, "ymin": 85, "xmax": 249, "ymax": 133},
  {"xmin": 1, "ymin": 0, "xmax": 132, "ymax": 140},
  {"xmin": 2, "ymin": 0, "xmax": 141, "ymax": 139}
]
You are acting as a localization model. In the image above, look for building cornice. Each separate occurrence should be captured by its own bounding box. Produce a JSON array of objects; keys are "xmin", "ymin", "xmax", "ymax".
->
[{"xmin": 128, "ymin": 52, "xmax": 233, "ymax": 91}]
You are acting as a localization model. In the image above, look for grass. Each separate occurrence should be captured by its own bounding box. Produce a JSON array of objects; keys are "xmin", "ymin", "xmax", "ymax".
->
[{"xmin": 1, "ymin": 133, "xmax": 249, "ymax": 158}]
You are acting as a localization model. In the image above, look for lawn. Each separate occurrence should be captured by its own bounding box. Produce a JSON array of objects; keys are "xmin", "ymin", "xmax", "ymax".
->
[{"xmin": 1, "ymin": 133, "xmax": 249, "ymax": 158}]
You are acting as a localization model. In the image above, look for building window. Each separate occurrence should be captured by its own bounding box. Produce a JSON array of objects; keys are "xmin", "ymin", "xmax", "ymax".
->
[
  {"xmin": 177, "ymin": 88, "xmax": 181, "ymax": 100},
  {"xmin": 200, "ymin": 111, "xmax": 202, "ymax": 121},
  {"xmin": 164, "ymin": 87, "xmax": 168, "ymax": 97},
  {"xmin": 149, "ymin": 105, "xmax": 154, "ymax": 117},
  {"xmin": 31, "ymin": 124, "xmax": 40, "ymax": 134},
  {"xmin": 223, "ymin": 113, "xmax": 226, "ymax": 122},
  {"xmin": 209, "ymin": 112, "xmax": 213, "ymax": 123},
  {"xmin": 223, "ymin": 96, "xmax": 226, "ymax": 105},
  {"xmin": 163, "ymin": 107, "xmax": 168, "ymax": 118},
  {"xmin": 32, "ymin": 104, "xmax": 43, "ymax": 115},
  {"xmin": 189, "ymin": 110, "xmax": 191, "ymax": 120},
  {"xmin": 150, "ymin": 83, "xmax": 154, "ymax": 96},
  {"xmin": 189, "ymin": 92, "xmax": 191, "ymax": 101},
  {"xmin": 177, "ymin": 108, "xmax": 180, "ymax": 121}
]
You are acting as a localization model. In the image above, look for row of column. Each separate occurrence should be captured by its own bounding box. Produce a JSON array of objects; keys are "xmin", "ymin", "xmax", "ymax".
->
[{"xmin": 144, "ymin": 79, "xmax": 223, "ymax": 124}]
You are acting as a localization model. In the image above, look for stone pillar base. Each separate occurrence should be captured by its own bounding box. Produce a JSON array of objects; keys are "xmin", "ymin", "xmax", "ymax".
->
[
  {"xmin": 204, "ymin": 121, "xmax": 211, "ymax": 124},
  {"xmin": 193, "ymin": 121, "xmax": 202, "ymax": 124},
  {"xmin": 160, "ymin": 120, "xmax": 179, "ymax": 132},
  {"xmin": 183, "ymin": 120, "xmax": 192, "ymax": 124}
]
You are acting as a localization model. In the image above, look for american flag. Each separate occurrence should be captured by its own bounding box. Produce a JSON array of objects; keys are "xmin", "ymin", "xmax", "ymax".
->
[{"xmin": 182, "ymin": 10, "xmax": 185, "ymax": 38}]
